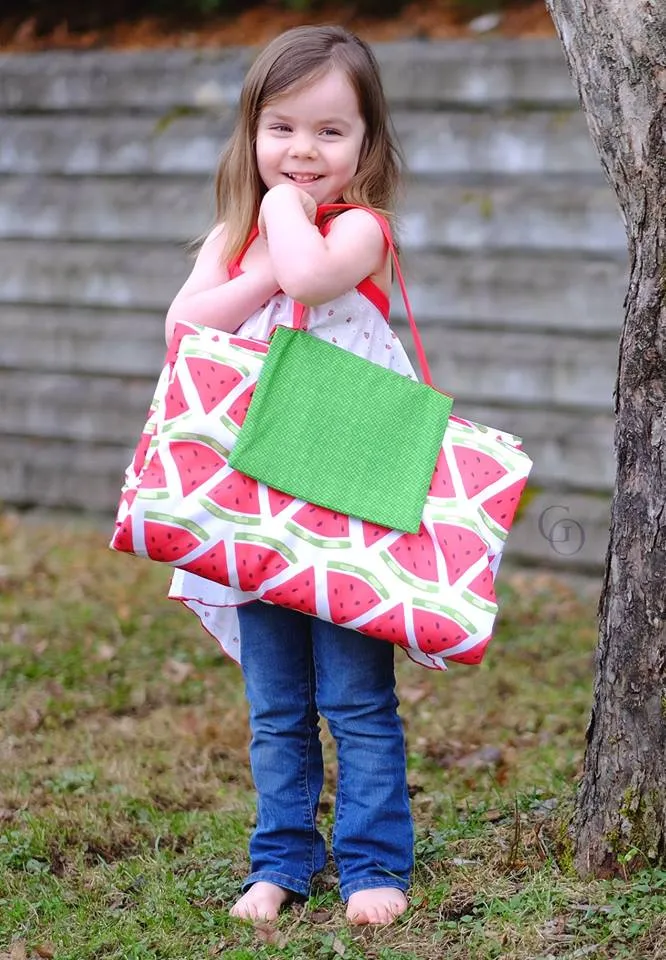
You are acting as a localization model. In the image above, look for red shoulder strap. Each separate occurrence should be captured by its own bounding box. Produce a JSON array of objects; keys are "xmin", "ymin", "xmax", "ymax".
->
[
  {"xmin": 228, "ymin": 226, "xmax": 259, "ymax": 278},
  {"xmin": 306, "ymin": 203, "xmax": 434, "ymax": 387}
]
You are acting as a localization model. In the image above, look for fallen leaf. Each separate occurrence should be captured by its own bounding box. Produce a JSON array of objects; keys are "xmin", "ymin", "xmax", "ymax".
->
[
  {"xmin": 13, "ymin": 18, "xmax": 37, "ymax": 43},
  {"xmin": 207, "ymin": 940, "xmax": 227, "ymax": 957},
  {"xmin": 332, "ymin": 937, "xmax": 346, "ymax": 956},
  {"xmin": 35, "ymin": 945, "xmax": 56, "ymax": 959},
  {"xmin": 95, "ymin": 643, "xmax": 117, "ymax": 662},
  {"xmin": 10, "ymin": 942, "xmax": 27, "ymax": 960},
  {"xmin": 309, "ymin": 908, "xmax": 332, "ymax": 923},
  {"xmin": 456, "ymin": 746, "xmax": 503, "ymax": 770},
  {"xmin": 162, "ymin": 658, "xmax": 193, "ymax": 684},
  {"xmin": 254, "ymin": 923, "xmax": 288, "ymax": 947},
  {"xmin": 400, "ymin": 684, "xmax": 429, "ymax": 704}
]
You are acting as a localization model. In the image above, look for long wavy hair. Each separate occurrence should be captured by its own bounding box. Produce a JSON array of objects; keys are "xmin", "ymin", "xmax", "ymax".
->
[{"xmin": 215, "ymin": 25, "xmax": 403, "ymax": 264}]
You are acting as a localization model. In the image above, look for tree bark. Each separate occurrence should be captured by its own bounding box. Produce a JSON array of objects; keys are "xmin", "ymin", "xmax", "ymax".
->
[{"xmin": 544, "ymin": 0, "xmax": 666, "ymax": 877}]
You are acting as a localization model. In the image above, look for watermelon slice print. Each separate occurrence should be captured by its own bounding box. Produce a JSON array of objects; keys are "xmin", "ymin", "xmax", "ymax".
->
[
  {"xmin": 446, "ymin": 635, "xmax": 491, "ymax": 665},
  {"xmin": 143, "ymin": 511, "xmax": 208, "ymax": 563},
  {"xmin": 228, "ymin": 336, "xmax": 270, "ymax": 355},
  {"xmin": 327, "ymin": 561, "xmax": 388, "ymax": 625},
  {"xmin": 267, "ymin": 487, "xmax": 296, "ymax": 517},
  {"xmin": 427, "ymin": 449, "xmax": 456, "ymax": 500},
  {"xmin": 449, "ymin": 415, "xmax": 476, "ymax": 432},
  {"xmin": 382, "ymin": 525, "xmax": 439, "ymax": 592},
  {"xmin": 261, "ymin": 566, "xmax": 318, "ymax": 616},
  {"xmin": 137, "ymin": 450, "xmax": 169, "ymax": 500},
  {"xmin": 130, "ymin": 423, "xmax": 155, "ymax": 476},
  {"xmin": 286, "ymin": 504, "xmax": 351, "ymax": 549},
  {"xmin": 170, "ymin": 440, "xmax": 227, "ymax": 497},
  {"xmin": 356, "ymin": 604, "xmax": 408, "ymax": 646},
  {"xmin": 412, "ymin": 599, "xmax": 478, "ymax": 655},
  {"xmin": 234, "ymin": 533, "xmax": 297, "ymax": 593},
  {"xmin": 434, "ymin": 521, "xmax": 487, "ymax": 585},
  {"xmin": 184, "ymin": 354, "xmax": 248, "ymax": 414},
  {"xmin": 479, "ymin": 477, "xmax": 528, "ymax": 540},
  {"xmin": 203, "ymin": 470, "xmax": 261, "ymax": 525},
  {"xmin": 454, "ymin": 446, "xmax": 508, "ymax": 499},
  {"xmin": 111, "ymin": 515, "xmax": 134, "ymax": 553},
  {"xmin": 185, "ymin": 541, "xmax": 230, "ymax": 584},
  {"xmin": 361, "ymin": 520, "xmax": 393, "ymax": 548},
  {"xmin": 163, "ymin": 372, "xmax": 189, "ymax": 422},
  {"xmin": 220, "ymin": 384, "xmax": 256, "ymax": 435},
  {"xmin": 461, "ymin": 569, "xmax": 497, "ymax": 614}
]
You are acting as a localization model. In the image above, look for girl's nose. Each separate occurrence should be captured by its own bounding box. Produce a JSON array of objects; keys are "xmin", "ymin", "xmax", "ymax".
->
[{"xmin": 288, "ymin": 135, "xmax": 317, "ymax": 158}]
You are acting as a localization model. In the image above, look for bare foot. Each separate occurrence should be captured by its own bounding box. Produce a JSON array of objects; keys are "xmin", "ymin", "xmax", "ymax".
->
[
  {"xmin": 230, "ymin": 881, "xmax": 292, "ymax": 922},
  {"xmin": 346, "ymin": 887, "xmax": 408, "ymax": 925}
]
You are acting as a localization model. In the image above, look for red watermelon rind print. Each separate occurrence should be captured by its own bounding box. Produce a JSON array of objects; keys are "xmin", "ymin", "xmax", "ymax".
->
[
  {"xmin": 327, "ymin": 561, "xmax": 389, "ymax": 625},
  {"xmin": 432, "ymin": 519, "xmax": 488, "ymax": 586},
  {"xmin": 136, "ymin": 450, "xmax": 170, "ymax": 501},
  {"xmin": 185, "ymin": 541, "xmax": 230, "ymax": 583},
  {"xmin": 183, "ymin": 347, "xmax": 251, "ymax": 377},
  {"xmin": 227, "ymin": 337, "xmax": 270, "ymax": 355},
  {"xmin": 167, "ymin": 432, "xmax": 230, "ymax": 460},
  {"xmin": 267, "ymin": 488, "xmax": 296, "ymax": 517},
  {"xmin": 446, "ymin": 635, "xmax": 491, "ymax": 665},
  {"xmin": 199, "ymin": 497, "xmax": 261, "ymax": 527},
  {"xmin": 285, "ymin": 505, "xmax": 352, "ymax": 550},
  {"xmin": 200, "ymin": 470, "xmax": 261, "ymax": 526},
  {"xmin": 461, "ymin": 568, "xmax": 498, "ymax": 614},
  {"xmin": 143, "ymin": 510, "xmax": 209, "ymax": 563},
  {"xmin": 427, "ymin": 449, "xmax": 457, "ymax": 502},
  {"xmin": 233, "ymin": 532, "xmax": 297, "ymax": 592},
  {"xmin": 478, "ymin": 478, "xmax": 528, "ymax": 541},
  {"xmin": 261, "ymin": 566, "xmax": 318, "ymax": 616},
  {"xmin": 380, "ymin": 544, "xmax": 440, "ymax": 595},
  {"xmin": 412, "ymin": 598, "xmax": 479, "ymax": 655},
  {"xmin": 356, "ymin": 603, "xmax": 409, "ymax": 646},
  {"xmin": 219, "ymin": 384, "xmax": 256, "ymax": 436},
  {"xmin": 452, "ymin": 438, "xmax": 516, "ymax": 473}
]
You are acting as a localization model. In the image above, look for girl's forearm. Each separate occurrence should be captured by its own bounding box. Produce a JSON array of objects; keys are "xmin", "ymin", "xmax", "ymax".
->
[
  {"xmin": 261, "ymin": 189, "xmax": 330, "ymax": 301},
  {"xmin": 165, "ymin": 270, "xmax": 279, "ymax": 344}
]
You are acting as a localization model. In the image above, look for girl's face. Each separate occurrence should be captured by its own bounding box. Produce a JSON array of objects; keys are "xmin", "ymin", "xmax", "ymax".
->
[{"xmin": 255, "ymin": 67, "xmax": 366, "ymax": 206}]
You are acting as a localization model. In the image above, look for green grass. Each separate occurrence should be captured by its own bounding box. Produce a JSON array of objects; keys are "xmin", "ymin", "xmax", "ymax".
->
[{"xmin": 1, "ymin": 512, "xmax": 664, "ymax": 959}]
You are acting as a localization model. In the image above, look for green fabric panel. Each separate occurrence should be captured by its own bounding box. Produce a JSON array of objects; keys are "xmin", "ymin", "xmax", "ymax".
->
[{"xmin": 229, "ymin": 326, "xmax": 453, "ymax": 533}]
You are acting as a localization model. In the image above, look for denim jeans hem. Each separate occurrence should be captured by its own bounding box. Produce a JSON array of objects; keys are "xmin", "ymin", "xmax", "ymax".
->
[
  {"xmin": 340, "ymin": 876, "xmax": 411, "ymax": 902},
  {"xmin": 242, "ymin": 869, "xmax": 312, "ymax": 898}
]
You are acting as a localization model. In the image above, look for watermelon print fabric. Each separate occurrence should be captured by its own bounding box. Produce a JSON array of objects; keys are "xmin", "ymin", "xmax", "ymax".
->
[{"xmin": 111, "ymin": 317, "xmax": 532, "ymax": 672}]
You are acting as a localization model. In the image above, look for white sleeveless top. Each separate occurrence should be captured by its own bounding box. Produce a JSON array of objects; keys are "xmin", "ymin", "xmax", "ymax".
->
[{"xmin": 169, "ymin": 269, "xmax": 417, "ymax": 663}]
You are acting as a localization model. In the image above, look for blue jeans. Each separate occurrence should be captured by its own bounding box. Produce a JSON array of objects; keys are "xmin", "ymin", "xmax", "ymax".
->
[{"xmin": 236, "ymin": 601, "xmax": 414, "ymax": 902}]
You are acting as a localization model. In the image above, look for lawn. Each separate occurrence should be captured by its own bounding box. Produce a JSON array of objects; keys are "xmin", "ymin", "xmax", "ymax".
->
[{"xmin": 1, "ymin": 512, "xmax": 664, "ymax": 959}]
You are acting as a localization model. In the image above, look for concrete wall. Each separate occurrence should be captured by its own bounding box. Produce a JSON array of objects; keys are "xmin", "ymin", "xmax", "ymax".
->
[{"xmin": 0, "ymin": 41, "xmax": 626, "ymax": 570}]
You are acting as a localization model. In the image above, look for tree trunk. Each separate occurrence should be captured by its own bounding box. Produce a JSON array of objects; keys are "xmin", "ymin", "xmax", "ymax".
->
[{"xmin": 544, "ymin": 0, "xmax": 666, "ymax": 877}]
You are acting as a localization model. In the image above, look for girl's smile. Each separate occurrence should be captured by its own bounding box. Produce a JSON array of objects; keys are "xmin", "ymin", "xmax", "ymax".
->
[{"xmin": 256, "ymin": 67, "xmax": 366, "ymax": 205}]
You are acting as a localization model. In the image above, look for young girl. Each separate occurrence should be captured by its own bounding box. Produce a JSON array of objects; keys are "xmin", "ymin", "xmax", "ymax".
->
[{"xmin": 165, "ymin": 25, "xmax": 416, "ymax": 926}]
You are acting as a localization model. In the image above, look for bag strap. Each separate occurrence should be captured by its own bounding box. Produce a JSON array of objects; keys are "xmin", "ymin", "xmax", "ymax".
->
[{"xmin": 290, "ymin": 203, "xmax": 434, "ymax": 387}]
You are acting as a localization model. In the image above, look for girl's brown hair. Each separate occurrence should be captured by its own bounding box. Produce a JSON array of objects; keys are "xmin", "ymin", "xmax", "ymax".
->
[{"xmin": 214, "ymin": 25, "xmax": 403, "ymax": 264}]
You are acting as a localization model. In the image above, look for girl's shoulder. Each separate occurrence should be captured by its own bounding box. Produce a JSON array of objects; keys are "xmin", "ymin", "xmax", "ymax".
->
[{"xmin": 322, "ymin": 206, "xmax": 391, "ymax": 243}]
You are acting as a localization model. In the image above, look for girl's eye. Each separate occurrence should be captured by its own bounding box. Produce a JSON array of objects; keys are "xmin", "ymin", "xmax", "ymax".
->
[
  {"xmin": 321, "ymin": 128, "xmax": 341, "ymax": 137},
  {"xmin": 271, "ymin": 124, "xmax": 292, "ymax": 133}
]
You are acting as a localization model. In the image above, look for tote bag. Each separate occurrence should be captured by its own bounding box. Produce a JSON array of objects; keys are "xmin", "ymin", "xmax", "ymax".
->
[{"xmin": 110, "ymin": 207, "xmax": 532, "ymax": 669}]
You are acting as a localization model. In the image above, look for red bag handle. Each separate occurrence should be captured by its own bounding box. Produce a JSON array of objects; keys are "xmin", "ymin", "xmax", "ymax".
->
[{"xmin": 290, "ymin": 203, "xmax": 434, "ymax": 387}]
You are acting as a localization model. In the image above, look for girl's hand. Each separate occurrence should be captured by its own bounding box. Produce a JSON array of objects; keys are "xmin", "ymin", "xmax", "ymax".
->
[{"xmin": 258, "ymin": 184, "xmax": 317, "ymax": 238}]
